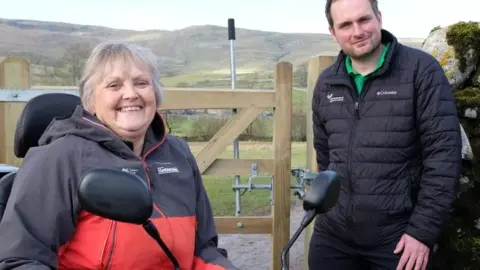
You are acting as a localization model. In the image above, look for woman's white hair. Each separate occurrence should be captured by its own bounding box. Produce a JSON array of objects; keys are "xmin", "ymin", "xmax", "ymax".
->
[{"xmin": 78, "ymin": 41, "xmax": 164, "ymax": 111}]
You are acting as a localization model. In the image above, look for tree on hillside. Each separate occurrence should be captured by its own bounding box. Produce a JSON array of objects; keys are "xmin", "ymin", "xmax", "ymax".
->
[
  {"xmin": 61, "ymin": 43, "xmax": 92, "ymax": 85},
  {"xmin": 294, "ymin": 62, "xmax": 308, "ymax": 88}
]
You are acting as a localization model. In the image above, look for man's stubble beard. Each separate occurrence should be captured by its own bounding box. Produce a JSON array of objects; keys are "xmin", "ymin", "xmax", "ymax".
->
[{"xmin": 345, "ymin": 38, "xmax": 382, "ymax": 62}]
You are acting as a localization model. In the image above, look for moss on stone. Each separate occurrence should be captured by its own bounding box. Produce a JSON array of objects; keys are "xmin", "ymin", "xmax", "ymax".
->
[
  {"xmin": 433, "ymin": 166, "xmax": 480, "ymax": 269},
  {"xmin": 454, "ymin": 87, "xmax": 480, "ymax": 110},
  {"xmin": 472, "ymin": 68, "xmax": 480, "ymax": 87},
  {"xmin": 440, "ymin": 47, "xmax": 454, "ymax": 67},
  {"xmin": 439, "ymin": 83, "xmax": 480, "ymax": 269},
  {"xmin": 445, "ymin": 21, "xmax": 480, "ymax": 73}
]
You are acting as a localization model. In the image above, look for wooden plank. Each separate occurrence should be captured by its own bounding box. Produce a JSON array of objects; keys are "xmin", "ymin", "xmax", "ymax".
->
[
  {"xmin": 203, "ymin": 158, "xmax": 274, "ymax": 176},
  {"xmin": 215, "ymin": 216, "xmax": 272, "ymax": 234},
  {"xmin": 2, "ymin": 103, "xmax": 25, "ymax": 166},
  {"xmin": 161, "ymin": 88, "xmax": 275, "ymax": 109},
  {"xmin": 195, "ymin": 107, "xmax": 264, "ymax": 173},
  {"xmin": 271, "ymin": 62, "xmax": 293, "ymax": 270}
]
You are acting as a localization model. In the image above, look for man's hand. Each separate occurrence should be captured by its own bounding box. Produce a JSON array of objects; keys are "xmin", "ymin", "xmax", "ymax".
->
[{"xmin": 394, "ymin": 233, "xmax": 430, "ymax": 270}]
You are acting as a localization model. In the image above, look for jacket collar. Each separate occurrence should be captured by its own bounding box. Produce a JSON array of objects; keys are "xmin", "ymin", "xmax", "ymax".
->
[{"xmin": 325, "ymin": 29, "xmax": 400, "ymax": 84}]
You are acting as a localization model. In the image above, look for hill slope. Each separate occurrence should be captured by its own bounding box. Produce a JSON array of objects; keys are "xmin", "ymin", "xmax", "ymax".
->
[{"xmin": 0, "ymin": 18, "xmax": 424, "ymax": 86}]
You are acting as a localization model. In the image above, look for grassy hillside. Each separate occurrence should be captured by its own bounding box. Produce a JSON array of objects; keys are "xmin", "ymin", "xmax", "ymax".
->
[{"xmin": 0, "ymin": 18, "xmax": 424, "ymax": 88}]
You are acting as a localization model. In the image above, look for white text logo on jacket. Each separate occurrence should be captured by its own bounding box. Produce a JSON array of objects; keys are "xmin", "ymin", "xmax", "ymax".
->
[
  {"xmin": 376, "ymin": 90, "xmax": 397, "ymax": 96},
  {"xmin": 157, "ymin": 166, "xmax": 180, "ymax": 175},
  {"xmin": 122, "ymin": 168, "xmax": 139, "ymax": 175},
  {"xmin": 327, "ymin": 93, "xmax": 344, "ymax": 103}
]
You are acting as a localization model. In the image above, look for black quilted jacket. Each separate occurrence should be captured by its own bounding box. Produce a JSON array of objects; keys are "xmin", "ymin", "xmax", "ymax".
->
[{"xmin": 311, "ymin": 29, "xmax": 462, "ymax": 248}]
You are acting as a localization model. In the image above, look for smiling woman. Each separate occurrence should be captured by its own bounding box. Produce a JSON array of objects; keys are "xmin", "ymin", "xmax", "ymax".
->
[
  {"xmin": 78, "ymin": 42, "xmax": 164, "ymax": 155},
  {"xmin": 0, "ymin": 41, "xmax": 239, "ymax": 270}
]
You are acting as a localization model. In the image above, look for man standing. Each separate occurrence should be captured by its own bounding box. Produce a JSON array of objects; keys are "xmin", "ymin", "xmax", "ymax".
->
[{"xmin": 309, "ymin": 0, "xmax": 462, "ymax": 269}]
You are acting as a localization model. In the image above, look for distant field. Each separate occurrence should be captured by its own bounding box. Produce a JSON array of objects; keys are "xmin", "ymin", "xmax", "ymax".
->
[
  {"xmin": 161, "ymin": 70, "xmax": 278, "ymax": 89},
  {"xmin": 187, "ymin": 141, "xmax": 307, "ymax": 216},
  {"xmin": 161, "ymin": 72, "xmax": 229, "ymax": 87}
]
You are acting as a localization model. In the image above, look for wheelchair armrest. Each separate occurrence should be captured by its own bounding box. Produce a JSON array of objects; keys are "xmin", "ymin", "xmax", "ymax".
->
[{"xmin": 0, "ymin": 171, "xmax": 17, "ymax": 221}]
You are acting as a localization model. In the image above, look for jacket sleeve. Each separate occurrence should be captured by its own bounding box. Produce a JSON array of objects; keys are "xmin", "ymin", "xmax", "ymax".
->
[
  {"xmin": 312, "ymin": 72, "xmax": 330, "ymax": 171},
  {"xmin": 186, "ymin": 150, "xmax": 239, "ymax": 270},
  {"xmin": 0, "ymin": 140, "xmax": 80, "ymax": 269},
  {"xmin": 405, "ymin": 57, "xmax": 462, "ymax": 248}
]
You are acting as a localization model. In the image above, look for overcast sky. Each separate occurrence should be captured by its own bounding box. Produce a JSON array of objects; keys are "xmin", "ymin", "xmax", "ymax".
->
[{"xmin": 1, "ymin": 0, "xmax": 478, "ymax": 38}]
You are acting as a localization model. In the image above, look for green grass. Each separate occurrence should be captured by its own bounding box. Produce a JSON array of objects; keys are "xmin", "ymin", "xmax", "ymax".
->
[
  {"xmin": 161, "ymin": 71, "xmax": 263, "ymax": 87},
  {"xmin": 292, "ymin": 88, "xmax": 307, "ymax": 110},
  {"xmin": 188, "ymin": 141, "xmax": 307, "ymax": 216},
  {"xmin": 167, "ymin": 118, "xmax": 196, "ymax": 138}
]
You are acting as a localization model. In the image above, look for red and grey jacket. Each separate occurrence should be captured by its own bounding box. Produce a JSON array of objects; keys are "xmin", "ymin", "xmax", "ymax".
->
[{"xmin": 0, "ymin": 105, "xmax": 238, "ymax": 270}]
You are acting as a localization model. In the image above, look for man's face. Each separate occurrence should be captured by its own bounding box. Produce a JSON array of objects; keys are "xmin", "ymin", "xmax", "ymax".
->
[{"xmin": 329, "ymin": 0, "xmax": 383, "ymax": 60}]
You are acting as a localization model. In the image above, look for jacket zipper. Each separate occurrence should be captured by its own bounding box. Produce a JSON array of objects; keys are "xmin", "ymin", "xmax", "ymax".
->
[
  {"xmin": 102, "ymin": 146, "xmax": 159, "ymax": 269},
  {"xmin": 143, "ymin": 162, "xmax": 153, "ymax": 189},
  {"xmin": 142, "ymin": 160, "xmax": 167, "ymax": 219},
  {"xmin": 345, "ymin": 80, "xmax": 372, "ymax": 228},
  {"xmin": 104, "ymin": 161, "xmax": 157, "ymax": 269},
  {"xmin": 103, "ymin": 221, "xmax": 117, "ymax": 269},
  {"xmin": 346, "ymin": 99, "xmax": 360, "ymax": 228}
]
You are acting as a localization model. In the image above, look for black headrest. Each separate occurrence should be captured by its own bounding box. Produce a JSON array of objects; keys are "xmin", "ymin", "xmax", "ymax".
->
[{"xmin": 14, "ymin": 93, "xmax": 82, "ymax": 158}]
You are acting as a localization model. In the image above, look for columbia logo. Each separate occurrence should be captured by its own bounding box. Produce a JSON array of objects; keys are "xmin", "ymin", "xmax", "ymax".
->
[
  {"xmin": 157, "ymin": 166, "xmax": 180, "ymax": 175},
  {"xmin": 376, "ymin": 90, "xmax": 397, "ymax": 96}
]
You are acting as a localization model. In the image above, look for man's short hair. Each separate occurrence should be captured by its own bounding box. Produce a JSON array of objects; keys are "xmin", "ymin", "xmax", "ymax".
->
[{"xmin": 325, "ymin": 0, "xmax": 379, "ymax": 27}]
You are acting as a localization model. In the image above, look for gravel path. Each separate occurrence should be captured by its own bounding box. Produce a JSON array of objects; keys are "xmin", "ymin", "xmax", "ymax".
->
[{"xmin": 218, "ymin": 202, "xmax": 308, "ymax": 270}]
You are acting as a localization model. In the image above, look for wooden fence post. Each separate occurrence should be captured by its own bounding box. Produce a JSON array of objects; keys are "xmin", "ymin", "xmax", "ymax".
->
[
  {"xmin": 0, "ymin": 56, "xmax": 30, "ymax": 166},
  {"xmin": 272, "ymin": 61, "xmax": 293, "ymax": 270},
  {"xmin": 303, "ymin": 54, "xmax": 336, "ymax": 269}
]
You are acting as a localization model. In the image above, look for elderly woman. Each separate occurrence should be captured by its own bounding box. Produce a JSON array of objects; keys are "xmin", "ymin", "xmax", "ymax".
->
[{"xmin": 0, "ymin": 41, "xmax": 238, "ymax": 270}]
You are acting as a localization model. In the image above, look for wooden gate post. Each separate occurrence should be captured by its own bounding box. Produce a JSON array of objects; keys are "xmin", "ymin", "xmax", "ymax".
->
[
  {"xmin": 0, "ymin": 56, "xmax": 30, "ymax": 166},
  {"xmin": 272, "ymin": 61, "xmax": 293, "ymax": 270},
  {"xmin": 304, "ymin": 54, "xmax": 336, "ymax": 269}
]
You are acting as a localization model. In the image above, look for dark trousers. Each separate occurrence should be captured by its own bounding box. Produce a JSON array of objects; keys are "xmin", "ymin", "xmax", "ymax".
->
[{"xmin": 308, "ymin": 230, "xmax": 434, "ymax": 270}]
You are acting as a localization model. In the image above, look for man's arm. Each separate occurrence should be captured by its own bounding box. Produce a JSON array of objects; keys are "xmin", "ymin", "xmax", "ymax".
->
[
  {"xmin": 312, "ymin": 74, "xmax": 330, "ymax": 171},
  {"xmin": 185, "ymin": 149, "xmax": 239, "ymax": 270},
  {"xmin": 0, "ymin": 141, "xmax": 80, "ymax": 269},
  {"xmin": 405, "ymin": 57, "xmax": 462, "ymax": 248}
]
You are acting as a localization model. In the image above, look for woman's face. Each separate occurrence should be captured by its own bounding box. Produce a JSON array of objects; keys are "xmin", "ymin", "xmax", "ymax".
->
[{"xmin": 90, "ymin": 59, "xmax": 157, "ymax": 142}]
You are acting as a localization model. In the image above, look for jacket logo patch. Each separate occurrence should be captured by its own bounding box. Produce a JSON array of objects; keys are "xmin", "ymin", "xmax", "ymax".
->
[
  {"xmin": 122, "ymin": 168, "xmax": 139, "ymax": 175},
  {"xmin": 327, "ymin": 93, "xmax": 344, "ymax": 103},
  {"xmin": 376, "ymin": 90, "xmax": 397, "ymax": 96},
  {"xmin": 157, "ymin": 166, "xmax": 180, "ymax": 175}
]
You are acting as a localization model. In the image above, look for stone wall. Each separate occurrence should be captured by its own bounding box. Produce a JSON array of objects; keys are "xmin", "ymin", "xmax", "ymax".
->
[{"xmin": 422, "ymin": 21, "xmax": 480, "ymax": 269}]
